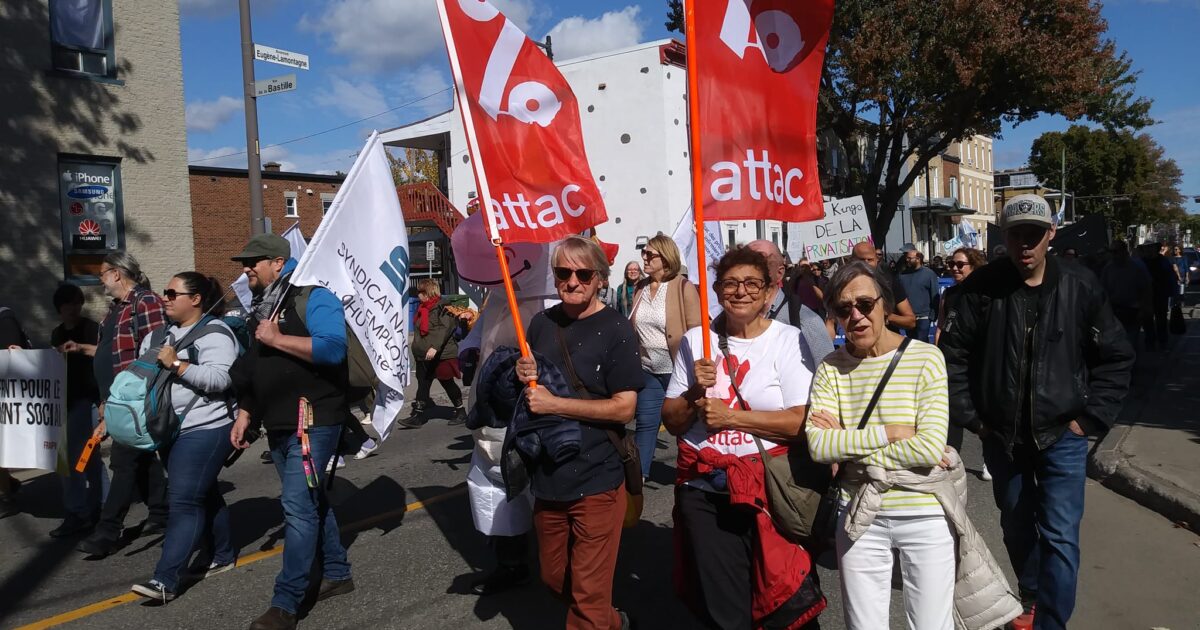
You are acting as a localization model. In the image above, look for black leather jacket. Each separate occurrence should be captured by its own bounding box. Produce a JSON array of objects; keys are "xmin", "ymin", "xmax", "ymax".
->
[{"xmin": 939, "ymin": 256, "xmax": 1134, "ymax": 451}]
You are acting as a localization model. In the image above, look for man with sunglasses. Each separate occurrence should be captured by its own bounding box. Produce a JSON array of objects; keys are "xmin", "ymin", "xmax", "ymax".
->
[
  {"xmin": 227, "ymin": 234, "xmax": 355, "ymax": 630},
  {"xmin": 940, "ymin": 194, "xmax": 1134, "ymax": 630}
]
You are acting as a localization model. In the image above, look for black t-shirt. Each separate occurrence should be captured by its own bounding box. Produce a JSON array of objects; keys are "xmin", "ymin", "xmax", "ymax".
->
[
  {"xmin": 1014, "ymin": 283, "xmax": 1042, "ymax": 444},
  {"xmin": 0, "ymin": 308, "xmax": 31, "ymax": 348},
  {"xmin": 52, "ymin": 318, "xmax": 101, "ymax": 404},
  {"xmin": 525, "ymin": 304, "xmax": 644, "ymax": 502}
]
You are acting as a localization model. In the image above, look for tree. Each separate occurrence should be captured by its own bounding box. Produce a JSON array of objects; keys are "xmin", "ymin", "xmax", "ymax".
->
[
  {"xmin": 1029, "ymin": 126, "xmax": 1185, "ymax": 231},
  {"xmin": 387, "ymin": 148, "xmax": 440, "ymax": 187},
  {"xmin": 813, "ymin": 0, "xmax": 1153, "ymax": 243},
  {"xmin": 665, "ymin": 0, "xmax": 683, "ymax": 33}
]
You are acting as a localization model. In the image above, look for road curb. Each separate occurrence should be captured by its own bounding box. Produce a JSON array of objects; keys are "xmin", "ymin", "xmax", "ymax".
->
[{"xmin": 1087, "ymin": 314, "xmax": 1200, "ymax": 533}]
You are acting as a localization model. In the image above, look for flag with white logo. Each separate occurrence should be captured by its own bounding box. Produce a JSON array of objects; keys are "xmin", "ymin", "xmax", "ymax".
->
[
  {"xmin": 291, "ymin": 131, "xmax": 410, "ymax": 442},
  {"xmin": 691, "ymin": 0, "xmax": 833, "ymax": 222},
  {"xmin": 437, "ymin": 0, "xmax": 607, "ymax": 243}
]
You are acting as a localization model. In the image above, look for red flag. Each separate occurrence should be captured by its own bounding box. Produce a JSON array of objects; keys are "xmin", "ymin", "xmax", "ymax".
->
[
  {"xmin": 691, "ymin": 0, "xmax": 834, "ymax": 222},
  {"xmin": 438, "ymin": 0, "xmax": 608, "ymax": 244}
]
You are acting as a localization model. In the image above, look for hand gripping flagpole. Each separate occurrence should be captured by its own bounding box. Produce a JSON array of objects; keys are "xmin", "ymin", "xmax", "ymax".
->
[
  {"xmin": 684, "ymin": 0, "xmax": 713, "ymax": 360},
  {"xmin": 437, "ymin": 0, "xmax": 536, "ymax": 386}
]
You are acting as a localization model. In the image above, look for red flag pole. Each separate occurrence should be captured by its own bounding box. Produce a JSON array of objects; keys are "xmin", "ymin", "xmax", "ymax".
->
[
  {"xmin": 683, "ymin": 0, "xmax": 713, "ymax": 360},
  {"xmin": 437, "ymin": 0, "xmax": 535, "ymax": 381}
]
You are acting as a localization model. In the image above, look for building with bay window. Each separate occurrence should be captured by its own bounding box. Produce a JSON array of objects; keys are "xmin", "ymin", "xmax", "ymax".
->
[{"xmin": 0, "ymin": 0, "xmax": 192, "ymax": 340}]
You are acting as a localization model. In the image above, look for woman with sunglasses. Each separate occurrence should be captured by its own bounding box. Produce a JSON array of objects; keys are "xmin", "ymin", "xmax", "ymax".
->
[
  {"xmin": 629, "ymin": 235, "xmax": 701, "ymax": 479},
  {"xmin": 662, "ymin": 246, "xmax": 823, "ymax": 630},
  {"xmin": 805, "ymin": 261, "xmax": 955, "ymax": 630},
  {"xmin": 130, "ymin": 273, "xmax": 240, "ymax": 603}
]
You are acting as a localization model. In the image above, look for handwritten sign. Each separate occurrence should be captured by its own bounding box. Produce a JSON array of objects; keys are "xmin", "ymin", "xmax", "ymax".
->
[{"xmin": 791, "ymin": 196, "xmax": 873, "ymax": 262}]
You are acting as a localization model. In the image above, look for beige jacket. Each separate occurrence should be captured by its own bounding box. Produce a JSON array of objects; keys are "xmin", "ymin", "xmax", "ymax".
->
[
  {"xmin": 630, "ymin": 275, "xmax": 702, "ymax": 363},
  {"xmin": 841, "ymin": 450, "xmax": 1023, "ymax": 630}
]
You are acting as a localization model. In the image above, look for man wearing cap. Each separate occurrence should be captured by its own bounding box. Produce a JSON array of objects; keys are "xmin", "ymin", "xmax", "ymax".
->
[
  {"xmin": 227, "ymin": 234, "xmax": 354, "ymax": 630},
  {"xmin": 939, "ymin": 194, "xmax": 1134, "ymax": 630}
]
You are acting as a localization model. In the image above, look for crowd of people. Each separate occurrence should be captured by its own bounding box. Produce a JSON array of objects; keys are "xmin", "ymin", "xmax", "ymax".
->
[{"xmin": 2, "ymin": 190, "xmax": 1180, "ymax": 629}]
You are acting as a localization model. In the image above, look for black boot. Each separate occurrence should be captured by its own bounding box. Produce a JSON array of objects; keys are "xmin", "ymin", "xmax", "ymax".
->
[
  {"xmin": 448, "ymin": 404, "xmax": 467, "ymax": 426},
  {"xmin": 397, "ymin": 401, "xmax": 428, "ymax": 429}
]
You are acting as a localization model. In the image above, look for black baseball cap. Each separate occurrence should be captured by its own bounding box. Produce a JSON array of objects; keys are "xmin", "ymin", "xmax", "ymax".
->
[{"xmin": 231, "ymin": 234, "xmax": 290, "ymax": 262}]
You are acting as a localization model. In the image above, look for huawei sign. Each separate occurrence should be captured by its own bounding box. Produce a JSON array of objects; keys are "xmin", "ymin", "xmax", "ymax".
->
[{"xmin": 78, "ymin": 219, "xmax": 101, "ymax": 236}]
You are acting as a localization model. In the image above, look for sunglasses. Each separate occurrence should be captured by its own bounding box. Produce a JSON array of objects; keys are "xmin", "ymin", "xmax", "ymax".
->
[
  {"xmin": 947, "ymin": 261, "xmax": 971, "ymax": 270},
  {"xmin": 832, "ymin": 295, "xmax": 883, "ymax": 319},
  {"xmin": 239, "ymin": 257, "xmax": 270, "ymax": 268},
  {"xmin": 640, "ymin": 251, "xmax": 662, "ymax": 261},
  {"xmin": 553, "ymin": 267, "xmax": 597, "ymax": 283},
  {"xmin": 162, "ymin": 289, "xmax": 197, "ymax": 301}
]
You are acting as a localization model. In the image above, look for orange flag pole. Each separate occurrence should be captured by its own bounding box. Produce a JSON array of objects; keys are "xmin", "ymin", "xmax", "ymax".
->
[{"xmin": 684, "ymin": 0, "xmax": 713, "ymax": 360}]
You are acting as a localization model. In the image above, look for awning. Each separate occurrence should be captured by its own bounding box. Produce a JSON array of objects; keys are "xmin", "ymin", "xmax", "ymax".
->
[{"xmin": 910, "ymin": 197, "xmax": 976, "ymax": 217}]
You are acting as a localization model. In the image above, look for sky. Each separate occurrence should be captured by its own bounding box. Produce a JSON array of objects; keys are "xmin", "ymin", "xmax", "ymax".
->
[{"xmin": 179, "ymin": 0, "xmax": 1200, "ymax": 212}]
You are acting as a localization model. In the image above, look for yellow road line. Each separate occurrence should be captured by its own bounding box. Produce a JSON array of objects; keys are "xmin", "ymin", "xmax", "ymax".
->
[{"xmin": 15, "ymin": 484, "xmax": 469, "ymax": 630}]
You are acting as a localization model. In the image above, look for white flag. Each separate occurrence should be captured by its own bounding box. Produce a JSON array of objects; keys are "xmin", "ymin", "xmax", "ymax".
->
[
  {"xmin": 670, "ymin": 207, "xmax": 724, "ymax": 318},
  {"xmin": 231, "ymin": 274, "xmax": 253, "ymax": 312},
  {"xmin": 282, "ymin": 221, "xmax": 308, "ymax": 259},
  {"xmin": 291, "ymin": 131, "xmax": 411, "ymax": 442}
]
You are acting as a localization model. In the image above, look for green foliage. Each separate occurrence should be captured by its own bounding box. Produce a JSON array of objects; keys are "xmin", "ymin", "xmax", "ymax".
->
[
  {"xmin": 387, "ymin": 148, "xmax": 440, "ymax": 187},
  {"xmin": 1029, "ymin": 126, "xmax": 1184, "ymax": 231},
  {"xmin": 665, "ymin": 0, "xmax": 684, "ymax": 33}
]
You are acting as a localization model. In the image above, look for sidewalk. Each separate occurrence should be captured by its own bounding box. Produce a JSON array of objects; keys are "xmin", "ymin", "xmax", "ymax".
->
[{"xmin": 1090, "ymin": 300, "xmax": 1200, "ymax": 532}]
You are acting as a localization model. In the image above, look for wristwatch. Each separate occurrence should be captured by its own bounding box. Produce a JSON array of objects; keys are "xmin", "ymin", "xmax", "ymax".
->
[{"xmin": 171, "ymin": 359, "xmax": 182, "ymax": 371}]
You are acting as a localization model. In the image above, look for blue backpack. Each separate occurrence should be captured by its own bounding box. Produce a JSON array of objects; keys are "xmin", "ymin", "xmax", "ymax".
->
[{"xmin": 105, "ymin": 317, "xmax": 238, "ymax": 451}]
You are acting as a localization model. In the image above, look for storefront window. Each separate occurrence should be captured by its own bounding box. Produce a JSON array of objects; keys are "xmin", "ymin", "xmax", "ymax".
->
[{"xmin": 58, "ymin": 156, "xmax": 125, "ymax": 282}]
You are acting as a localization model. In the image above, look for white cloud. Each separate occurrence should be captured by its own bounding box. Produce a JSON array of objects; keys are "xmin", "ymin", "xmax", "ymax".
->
[
  {"xmin": 315, "ymin": 77, "xmax": 392, "ymax": 121},
  {"xmin": 187, "ymin": 144, "xmax": 359, "ymax": 175},
  {"xmin": 386, "ymin": 65, "xmax": 452, "ymax": 117},
  {"xmin": 185, "ymin": 95, "xmax": 243, "ymax": 133},
  {"xmin": 300, "ymin": 0, "xmax": 539, "ymax": 72},
  {"xmin": 545, "ymin": 6, "xmax": 644, "ymax": 61}
]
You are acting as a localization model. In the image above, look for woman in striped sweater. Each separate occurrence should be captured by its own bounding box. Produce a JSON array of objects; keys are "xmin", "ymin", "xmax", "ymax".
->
[{"xmin": 805, "ymin": 261, "xmax": 954, "ymax": 630}]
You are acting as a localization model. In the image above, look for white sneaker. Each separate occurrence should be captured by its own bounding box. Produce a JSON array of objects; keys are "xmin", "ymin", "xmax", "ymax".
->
[
  {"xmin": 326, "ymin": 456, "xmax": 346, "ymax": 473},
  {"xmin": 981, "ymin": 464, "xmax": 993, "ymax": 481},
  {"xmin": 354, "ymin": 438, "xmax": 378, "ymax": 460},
  {"xmin": 359, "ymin": 412, "xmax": 373, "ymax": 426}
]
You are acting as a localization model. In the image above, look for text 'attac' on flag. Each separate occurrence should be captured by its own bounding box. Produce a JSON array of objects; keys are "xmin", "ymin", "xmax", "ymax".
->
[{"xmin": 437, "ymin": 0, "xmax": 607, "ymax": 244}]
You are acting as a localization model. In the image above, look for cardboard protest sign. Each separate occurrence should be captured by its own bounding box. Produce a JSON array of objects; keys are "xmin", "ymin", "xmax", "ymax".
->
[
  {"xmin": 790, "ymin": 196, "xmax": 873, "ymax": 262},
  {"xmin": 0, "ymin": 350, "xmax": 66, "ymax": 471}
]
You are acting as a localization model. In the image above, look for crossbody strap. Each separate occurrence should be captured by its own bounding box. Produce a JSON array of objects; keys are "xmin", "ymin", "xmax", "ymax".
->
[
  {"xmin": 552, "ymin": 325, "xmax": 628, "ymax": 453},
  {"xmin": 855, "ymin": 336, "xmax": 911, "ymax": 431},
  {"xmin": 715, "ymin": 318, "xmax": 777, "ymax": 463}
]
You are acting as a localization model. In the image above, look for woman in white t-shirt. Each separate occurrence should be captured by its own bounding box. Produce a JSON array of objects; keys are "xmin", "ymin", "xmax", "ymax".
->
[{"xmin": 662, "ymin": 247, "xmax": 824, "ymax": 630}]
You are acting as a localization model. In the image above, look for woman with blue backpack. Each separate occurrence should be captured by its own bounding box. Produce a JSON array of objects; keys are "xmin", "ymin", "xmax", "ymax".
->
[{"xmin": 128, "ymin": 272, "xmax": 241, "ymax": 603}]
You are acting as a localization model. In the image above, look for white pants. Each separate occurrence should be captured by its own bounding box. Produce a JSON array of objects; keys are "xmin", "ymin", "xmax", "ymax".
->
[{"xmin": 837, "ymin": 510, "xmax": 956, "ymax": 630}]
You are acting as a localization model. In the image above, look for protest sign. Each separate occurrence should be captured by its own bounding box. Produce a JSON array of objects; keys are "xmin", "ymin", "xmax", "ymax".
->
[
  {"xmin": 791, "ymin": 196, "xmax": 873, "ymax": 262},
  {"xmin": 0, "ymin": 350, "xmax": 65, "ymax": 471},
  {"xmin": 291, "ymin": 131, "xmax": 410, "ymax": 441}
]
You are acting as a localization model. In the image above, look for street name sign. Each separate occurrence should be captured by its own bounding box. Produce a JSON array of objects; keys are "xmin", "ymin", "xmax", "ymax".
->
[
  {"xmin": 254, "ymin": 44, "xmax": 310, "ymax": 70},
  {"xmin": 255, "ymin": 74, "xmax": 297, "ymax": 97}
]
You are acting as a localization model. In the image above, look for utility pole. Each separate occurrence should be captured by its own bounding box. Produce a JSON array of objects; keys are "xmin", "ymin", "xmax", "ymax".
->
[
  {"xmin": 1061, "ymin": 146, "xmax": 1068, "ymax": 224},
  {"xmin": 239, "ymin": 0, "xmax": 266, "ymax": 235}
]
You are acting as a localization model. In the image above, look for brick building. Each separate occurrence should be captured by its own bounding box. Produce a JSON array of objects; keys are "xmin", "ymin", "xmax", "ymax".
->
[
  {"xmin": 0, "ymin": 0, "xmax": 192, "ymax": 341},
  {"xmin": 189, "ymin": 163, "xmax": 344, "ymax": 289}
]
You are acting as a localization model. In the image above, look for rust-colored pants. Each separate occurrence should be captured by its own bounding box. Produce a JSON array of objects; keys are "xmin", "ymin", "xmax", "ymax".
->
[{"xmin": 534, "ymin": 486, "xmax": 626, "ymax": 630}]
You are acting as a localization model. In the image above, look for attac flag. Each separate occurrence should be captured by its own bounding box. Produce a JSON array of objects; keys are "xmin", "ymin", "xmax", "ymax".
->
[
  {"xmin": 437, "ymin": 0, "xmax": 607, "ymax": 244},
  {"xmin": 692, "ymin": 0, "xmax": 834, "ymax": 222},
  {"xmin": 291, "ymin": 131, "xmax": 410, "ymax": 442}
]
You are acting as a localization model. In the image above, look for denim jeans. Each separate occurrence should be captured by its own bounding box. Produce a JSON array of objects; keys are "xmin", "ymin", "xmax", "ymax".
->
[
  {"xmin": 908, "ymin": 317, "xmax": 933, "ymax": 344},
  {"xmin": 62, "ymin": 399, "xmax": 108, "ymax": 518},
  {"xmin": 95, "ymin": 440, "xmax": 169, "ymax": 541},
  {"xmin": 633, "ymin": 371, "xmax": 671, "ymax": 478},
  {"xmin": 154, "ymin": 425, "xmax": 235, "ymax": 591},
  {"xmin": 982, "ymin": 430, "xmax": 1088, "ymax": 630},
  {"xmin": 267, "ymin": 425, "xmax": 351, "ymax": 614}
]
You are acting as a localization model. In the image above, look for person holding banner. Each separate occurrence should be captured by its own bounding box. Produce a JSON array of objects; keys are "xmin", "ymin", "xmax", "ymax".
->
[
  {"xmin": 227, "ymin": 234, "xmax": 354, "ymax": 630},
  {"xmin": 0, "ymin": 304, "xmax": 33, "ymax": 517},
  {"xmin": 661, "ymin": 246, "xmax": 824, "ymax": 630},
  {"xmin": 513, "ymin": 236, "xmax": 643, "ymax": 630},
  {"xmin": 630, "ymin": 235, "xmax": 700, "ymax": 479},
  {"xmin": 67, "ymin": 253, "xmax": 170, "ymax": 558},
  {"xmin": 129, "ymin": 272, "xmax": 239, "ymax": 603},
  {"xmin": 402, "ymin": 278, "xmax": 466, "ymax": 429},
  {"xmin": 49, "ymin": 283, "xmax": 108, "ymax": 538}
]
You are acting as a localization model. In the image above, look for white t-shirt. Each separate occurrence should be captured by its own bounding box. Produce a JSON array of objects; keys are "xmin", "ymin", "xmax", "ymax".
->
[{"xmin": 666, "ymin": 320, "xmax": 813, "ymax": 492}]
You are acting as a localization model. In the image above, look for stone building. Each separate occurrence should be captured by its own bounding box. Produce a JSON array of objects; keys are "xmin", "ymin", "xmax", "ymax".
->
[{"xmin": 0, "ymin": 0, "xmax": 192, "ymax": 341}]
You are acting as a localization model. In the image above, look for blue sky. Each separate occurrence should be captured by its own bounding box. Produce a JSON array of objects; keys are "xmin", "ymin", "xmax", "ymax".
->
[{"xmin": 180, "ymin": 0, "xmax": 1200, "ymax": 212}]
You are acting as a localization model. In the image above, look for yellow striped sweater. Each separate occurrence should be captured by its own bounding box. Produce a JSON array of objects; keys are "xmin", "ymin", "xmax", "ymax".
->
[{"xmin": 805, "ymin": 339, "xmax": 949, "ymax": 515}]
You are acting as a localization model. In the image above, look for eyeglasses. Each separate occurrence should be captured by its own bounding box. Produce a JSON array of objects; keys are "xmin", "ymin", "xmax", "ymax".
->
[
  {"xmin": 640, "ymin": 251, "xmax": 662, "ymax": 262},
  {"xmin": 947, "ymin": 261, "xmax": 971, "ymax": 270},
  {"xmin": 832, "ymin": 295, "xmax": 883, "ymax": 319},
  {"xmin": 553, "ymin": 267, "xmax": 597, "ymax": 283},
  {"xmin": 162, "ymin": 289, "xmax": 197, "ymax": 301},
  {"xmin": 715, "ymin": 278, "xmax": 767, "ymax": 295}
]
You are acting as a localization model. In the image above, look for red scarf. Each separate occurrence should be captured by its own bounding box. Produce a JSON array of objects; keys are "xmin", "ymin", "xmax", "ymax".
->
[{"xmin": 416, "ymin": 296, "xmax": 440, "ymax": 336}]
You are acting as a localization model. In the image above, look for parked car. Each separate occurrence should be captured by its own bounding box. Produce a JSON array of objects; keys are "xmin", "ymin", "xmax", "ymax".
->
[{"xmin": 1185, "ymin": 249, "xmax": 1200, "ymax": 285}]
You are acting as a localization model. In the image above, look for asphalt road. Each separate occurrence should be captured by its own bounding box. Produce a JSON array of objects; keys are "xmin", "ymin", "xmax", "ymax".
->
[{"xmin": 1, "ymin": 388, "xmax": 1198, "ymax": 630}]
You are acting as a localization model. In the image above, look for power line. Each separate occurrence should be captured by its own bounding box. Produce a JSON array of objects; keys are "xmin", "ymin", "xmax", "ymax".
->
[{"xmin": 190, "ymin": 88, "xmax": 452, "ymax": 163}]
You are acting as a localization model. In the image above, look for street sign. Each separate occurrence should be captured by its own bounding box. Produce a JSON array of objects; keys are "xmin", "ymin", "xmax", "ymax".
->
[
  {"xmin": 425, "ymin": 241, "xmax": 436, "ymax": 261},
  {"xmin": 255, "ymin": 74, "xmax": 297, "ymax": 97},
  {"xmin": 253, "ymin": 44, "xmax": 310, "ymax": 70}
]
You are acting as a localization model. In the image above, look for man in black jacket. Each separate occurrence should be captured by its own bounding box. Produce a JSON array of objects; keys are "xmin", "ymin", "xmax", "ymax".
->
[{"xmin": 940, "ymin": 194, "xmax": 1134, "ymax": 630}]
